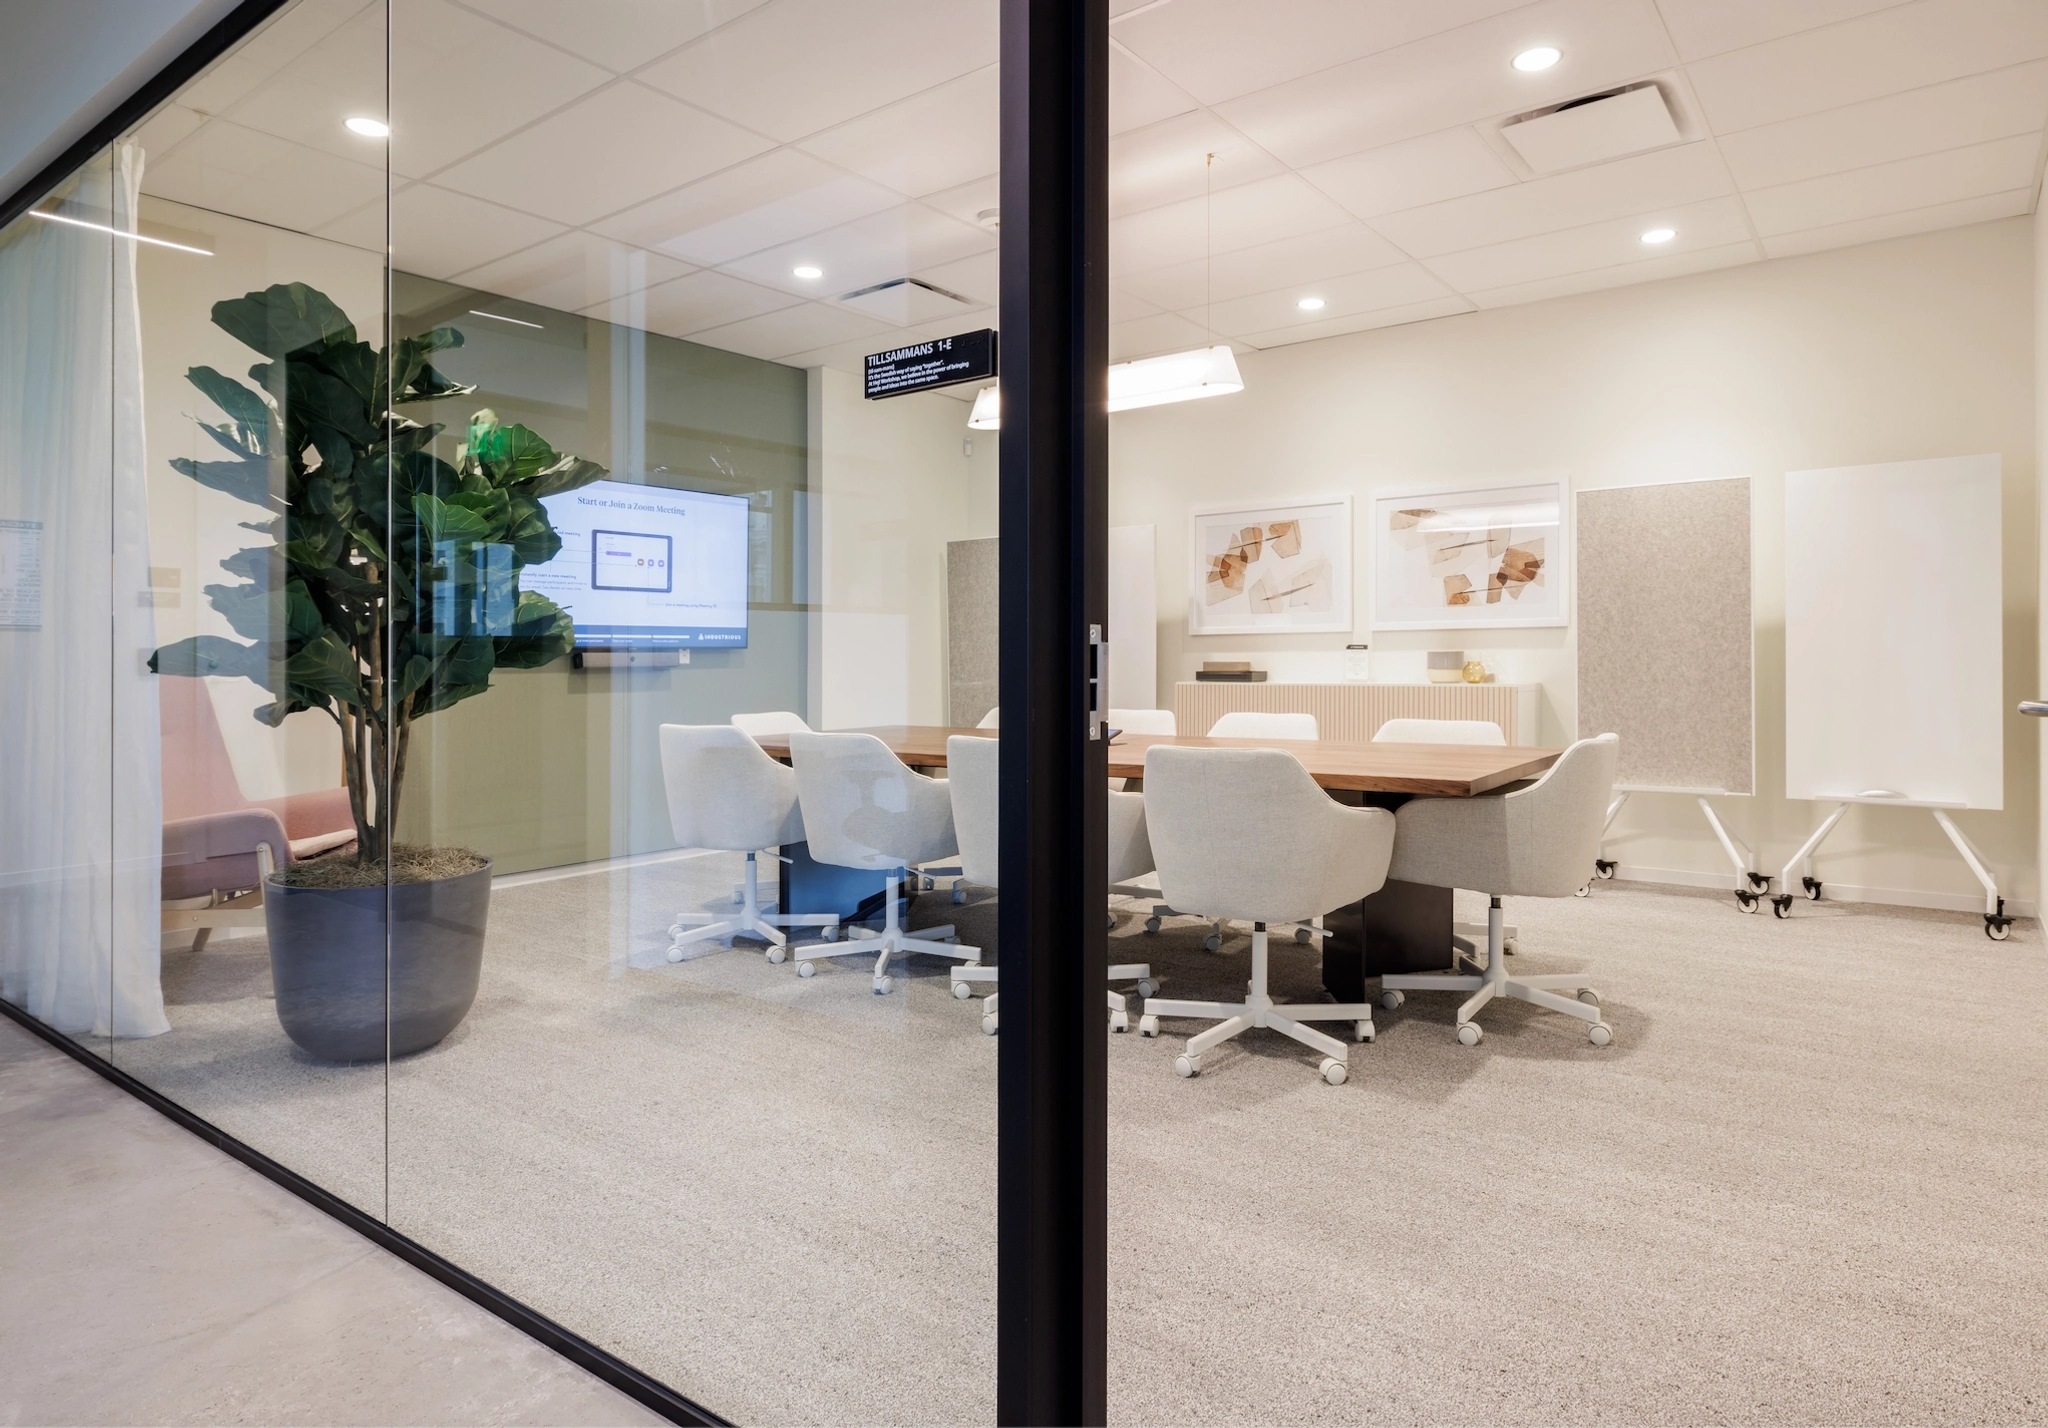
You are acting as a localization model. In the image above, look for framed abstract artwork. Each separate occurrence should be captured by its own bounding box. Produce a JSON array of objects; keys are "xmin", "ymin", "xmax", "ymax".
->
[
  {"xmin": 1372, "ymin": 481, "xmax": 1566, "ymax": 630},
  {"xmin": 1188, "ymin": 495, "xmax": 1352, "ymax": 636}
]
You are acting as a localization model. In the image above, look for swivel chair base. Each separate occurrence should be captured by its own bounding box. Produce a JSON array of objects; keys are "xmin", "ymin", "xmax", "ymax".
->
[
  {"xmin": 1379, "ymin": 897, "xmax": 1610, "ymax": 1046},
  {"xmin": 672, "ymin": 849, "xmax": 838, "ymax": 963},
  {"xmin": 1137, "ymin": 922, "xmax": 1375, "ymax": 1084},
  {"xmin": 793, "ymin": 870, "xmax": 980, "ymax": 993}
]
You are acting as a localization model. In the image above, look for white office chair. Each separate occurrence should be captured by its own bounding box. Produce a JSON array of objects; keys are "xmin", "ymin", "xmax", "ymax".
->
[
  {"xmin": 731, "ymin": 710, "xmax": 811, "ymax": 740},
  {"xmin": 1108, "ymin": 708, "xmax": 1175, "ymax": 735},
  {"xmin": 787, "ymin": 731, "xmax": 982, "ymax": 993},
  {"xmin": 1374, "ymin": 716, "xmax": 1515, "ymax": 953},
  {"xmin": 1373, "ymin": 717, "xmax": 1505, "ymax": 745},
  {"xmin": 658, "ymin": 725, "xmax": 839, "ymax": 962},
  {"xmin": 975, "ymin": 707, "xmax": 1001, "ymax": 729},
  {"xmin": 1378, "ymin": 733, "xmax": 1620, "ymax": 1046},
  {"xmin": 1137, "ymin": 745, "xmax": 1395, "ymax": 1085},
  {"xmin": 945, "ymin": 734, "xmax": 1156, "ymax": 1035},
  {"xmin": 1208, "ymin": 710, "xmax": 1318, "ymax": 740}
]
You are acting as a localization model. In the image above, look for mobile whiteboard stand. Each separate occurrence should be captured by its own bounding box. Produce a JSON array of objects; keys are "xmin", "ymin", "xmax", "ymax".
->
[
  {"xmin": 1767, "ymin": 792, "xmax": 2012, "ymax": 938},
  {"xmin": 1593, "ymin": 787, "xmax": 1773, "ymax": 910}
]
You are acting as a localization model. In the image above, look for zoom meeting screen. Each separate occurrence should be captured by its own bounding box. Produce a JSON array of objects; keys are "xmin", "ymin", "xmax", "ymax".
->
[{"xmin": 523, "ymin": 480, "xmax": 749, "ymax": 648}]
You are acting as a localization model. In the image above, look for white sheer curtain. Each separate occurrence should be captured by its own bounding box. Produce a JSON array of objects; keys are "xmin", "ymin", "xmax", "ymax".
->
[{"xmin": 0, "ymin": 142, "xmax": 166, "ymax": 1039}]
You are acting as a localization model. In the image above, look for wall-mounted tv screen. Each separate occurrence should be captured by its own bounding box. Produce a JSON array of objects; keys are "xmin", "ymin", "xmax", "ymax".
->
[{"xmin": 522, "ymin": 479, "xmax": 749, "ymax": 649}]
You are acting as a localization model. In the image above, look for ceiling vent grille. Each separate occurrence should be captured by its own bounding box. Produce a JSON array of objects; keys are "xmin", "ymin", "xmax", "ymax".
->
[
  {"xmin": 834, "ymin": 276, "xmax": 977, "ymax": 325},
  {"xmin": 1500, "ymin": 82, "xmax": 1682, "ymax": 174}
]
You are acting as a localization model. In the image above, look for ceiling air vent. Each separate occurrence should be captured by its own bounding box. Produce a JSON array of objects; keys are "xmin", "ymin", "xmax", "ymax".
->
[
  {"xmin": 1500, "ymin": 82, "xmax": 1681, "ymax": 174},
  {"xmin": 834, "ymin": 277, "xmax": 977, "ymax": 325}
]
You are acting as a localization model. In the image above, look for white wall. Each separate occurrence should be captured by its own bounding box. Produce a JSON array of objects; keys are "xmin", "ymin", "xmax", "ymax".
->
[
  {"xmin": 807, "ymin": 367, "xmax": 997, "ymax": 729},
  {"xmin": 1112, "ymin": 218, "xmax": 2039, "ymax": 915}
]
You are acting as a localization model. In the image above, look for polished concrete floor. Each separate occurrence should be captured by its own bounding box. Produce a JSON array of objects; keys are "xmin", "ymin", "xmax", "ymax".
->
[{"xmin": 0, "ymin": 1016, "xmax": 663, "ymax": 1428}]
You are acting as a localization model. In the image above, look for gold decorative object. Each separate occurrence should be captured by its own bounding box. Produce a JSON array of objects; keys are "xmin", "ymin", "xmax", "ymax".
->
[{"xmin": 1462, "ymin": 660, "xmax": 1487, "ymax": 684}]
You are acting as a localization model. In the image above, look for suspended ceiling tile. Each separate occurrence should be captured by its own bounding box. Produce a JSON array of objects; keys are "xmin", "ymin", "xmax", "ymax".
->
[
  {"xmin": 1742, "ymin": 132, "xmax": 2042, "ymax": 235},
  {"xmin": 1231, "ymin": 294, "xmax": 1475, "ymax": 350},
  {"xmin": 686, "ymin": 301, "xmax": 897, "ymax": 361},
  {"xmin": 1109, "ymin": 173, "xmax": 1355, "ymax": 275},
  {"xmin": 1716, "ymin": 60, "xmax": 2048, "ymax": 190},
  {"xmin": 1108, "ymin": 309, "xmax": 1213, "ymax": 362},
  {"xmin": 1463, "ymin": 239, "xmax": 1760, "ymax": 308},
  {"xmin": 457, "ymin": 0, "xmax": 773, "ymax": 74},
  {"xmin": 718, "ymin": 202, "xmax": 995, "ymax": 299},
  {"xmin": 1653, "ymin": 0, "xmax": 1913, "ymax": 62},
  {"xmin": 914, "ymin": 249, "xmax": 999, "ymax": 308},
  {"xmin": 1115, "ymin": 222, "xmax": 1410, "ymax": 311},
  {"xmin": 1110, "ymin": 0, "xmax": 1534, "ymax": 107},
  {"xmin": 590, "ymin": 148, "xmax": 903, "ymax": 267},
  {"xmin": 617, "ymin": 267, "xmax": 803, "ymax": 337},
  {"xmin": 1110, "ymin": 285, "xmax": 1164, "ymax": 324},
  {"xmin": 433, "ymin": 82, "xmax": 775, "ymax": 226},
  {"xmin": 1370, "ymin": 142, "xmax": 1733, "ymax": 257},
  {"xmin": 1109, "ymin": 110, "xmax": 1288, "ymax": 218},
  {"xmin": 636, "ymin": 0, "xmax": 997, "ymax": 143},
  {"xmin": 1421, "ymin": 195, "xmax": 1754, "ymax": 291},
  {"xmin": 452, "ymin": 229, "xmax": 694, "ymax": 313},
  {"xmin": 1213, "ymin": 0, "xmax": 1679, "ymax": 168},
  {"xmin": 1300, "ymin": 126, "xmax": 1519, "ymax": 220},
  {"xmin": 797, "ymin": 66, "xmax": 1000, "ymax": 200},
  {"xmin": 1685, "ymin": 0, "xmax": 2048, "ymax": 133},
  {"xmin": 202, "ymin": 2, "xmax": 385, "ymax": 168},
  {"xmin": 383, "ymin": 185, "xmax": 569, "ymax": 281},
  {"xmin": 1109, "ymin": 42, "xmax": 1201, "ymax": 135},
  {"xmin": 175, "ymin": 0, "xmax": 372, "ymax": 120},
  {"xmin": 1200, "ymin": 261, "xmax": 1455, "ymax": 338},
  {"xmin": 131, "ymin": 104, "xmax": 209, "ymax": 167},
  {"xmin": 140, "ymin": 117, "xmax": 385, "ymax": 235},
  {"xmin": 920, "ymin": 174, "xmax": 1002, "ymax": 229},
  {"xmin": 1758, "ymin": 187, "xmax": 2032, "ymax": 257}
]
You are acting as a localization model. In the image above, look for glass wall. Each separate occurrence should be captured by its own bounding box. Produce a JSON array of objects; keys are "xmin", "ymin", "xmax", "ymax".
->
[{"xmin": 2, "ymin": 1, "xmax": 1008, "ymax": 1420}]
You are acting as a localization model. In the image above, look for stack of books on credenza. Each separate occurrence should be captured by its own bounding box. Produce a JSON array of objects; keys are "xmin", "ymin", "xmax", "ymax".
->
[
  {"xmin": 1175, "ymin": 678, "xmax": 1542, "ymax": 744},
  {"xmin": 1194, "ymin": 661, "xmax": 1266, "ymax": 682}
]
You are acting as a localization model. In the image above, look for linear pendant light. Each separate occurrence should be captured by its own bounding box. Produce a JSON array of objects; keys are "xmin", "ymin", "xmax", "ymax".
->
[{"xmin": 966, "ymin": 152, "xmax": 1245, "ymax": 429}]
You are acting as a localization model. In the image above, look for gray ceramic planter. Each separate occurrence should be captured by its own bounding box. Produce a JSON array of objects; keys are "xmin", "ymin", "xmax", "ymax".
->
[{"xmin": 264, "ymin": 861, "xmax": 491, "ymax": 1063}]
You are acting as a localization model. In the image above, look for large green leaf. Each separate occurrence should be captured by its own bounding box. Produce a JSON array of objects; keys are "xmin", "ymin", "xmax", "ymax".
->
[
  {"xmin": 288, "ymin": 359, "xmax": 380, "ymax": 446},
  {"xmin": 284, "ymin": 628, "xmax": 362, "ymax": 707},
  {"xmin": 211, "ymin": 283, "xmax": 357, "ymax": 358},
  {"xmin": 168, "ymin": 455, "xmax": 273, "ymax": 508},
  {"xmin": 503, "ymin": 494, "xmax": 559, "ymax": 566},
  {"xmin": 413, "ymin": 493, "xmax": 491, "ymax": 545},
  {"xmin": 185, "ymin": 365, "xmax": 272, "ymax": 456},
  {"xmin": 149, "ymin": 635, "xmax": 270, "ymax": 686},
  {"xmin": 521, "ymin": 452, "xmax": 607, "ymax": 498},
  {"xmin": 468, "ymin": 414, "xmax": 559, "ymax": 485}
]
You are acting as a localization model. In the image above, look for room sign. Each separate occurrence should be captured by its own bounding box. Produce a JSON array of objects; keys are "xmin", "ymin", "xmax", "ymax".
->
[{"xmin": 863, "ymin": 328, "xmax": 997, "ymax": 399}]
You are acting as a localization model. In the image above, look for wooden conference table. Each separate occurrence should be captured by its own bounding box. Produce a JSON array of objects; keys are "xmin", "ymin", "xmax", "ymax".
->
[{"xmin": 756, "ymin": 725, "xmax": 1563, "ymax": 998}]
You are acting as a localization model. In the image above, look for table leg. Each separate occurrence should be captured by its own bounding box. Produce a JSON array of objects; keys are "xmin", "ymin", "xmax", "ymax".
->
[{"xmin": 1322, "ymin": 879, "xmax": 1457, "ymax": 999}]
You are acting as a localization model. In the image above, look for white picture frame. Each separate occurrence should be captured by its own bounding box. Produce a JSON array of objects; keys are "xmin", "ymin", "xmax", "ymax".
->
[
  {"xmin": 1188, "ymin": 494, "xmax": 1352, "ymax": 636},
  {"xmin": 1372, "ymin": 480, "xmax": 1567, "ymax": 631}
]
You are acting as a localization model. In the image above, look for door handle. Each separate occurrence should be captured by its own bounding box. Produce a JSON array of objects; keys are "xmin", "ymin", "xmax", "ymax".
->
[{"xmin": 2022, "ymin": 701, "xmax": 2048, "ymax": 716}]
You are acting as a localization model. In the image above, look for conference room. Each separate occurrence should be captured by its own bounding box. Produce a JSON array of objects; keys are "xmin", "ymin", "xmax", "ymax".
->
[{"xmin": 2, "ymin": 0, "xmax": 2043, "ymax": 1422}]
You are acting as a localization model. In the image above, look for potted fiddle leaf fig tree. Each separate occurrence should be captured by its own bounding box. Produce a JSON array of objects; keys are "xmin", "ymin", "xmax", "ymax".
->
[{"xmin": 151, "ymin": 282, "xmax": 604, "ymax": 1062}]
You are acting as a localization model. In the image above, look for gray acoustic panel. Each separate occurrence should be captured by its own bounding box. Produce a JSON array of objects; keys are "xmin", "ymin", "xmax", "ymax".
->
[
  {"xmin": 946, "ymin": 538, "xmax": 999, "ymax": 727},
  {"xmin": 1576, "ymin": 479, "xmax": 1752, "ymax": 794}
]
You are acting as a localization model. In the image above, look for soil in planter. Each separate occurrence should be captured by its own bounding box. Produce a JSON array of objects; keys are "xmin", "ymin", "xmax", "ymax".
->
[{"xmin": 274, "ymin": 844, "xmax": 488, "ymax": 889}]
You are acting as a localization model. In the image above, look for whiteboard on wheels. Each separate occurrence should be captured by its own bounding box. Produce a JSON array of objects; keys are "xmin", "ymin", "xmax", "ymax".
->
[{"xmin": 1784, "ymin": 454, "xmax": 2002, "ymax": 810}]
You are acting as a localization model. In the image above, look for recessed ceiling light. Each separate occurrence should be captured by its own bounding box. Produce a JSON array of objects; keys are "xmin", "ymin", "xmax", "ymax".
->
[
  {"xmin": 792, "ymin": 264, "xmax": 823, "ymax": 280},
  {"xmin": 1512, "ymin": 46, "xmax": 1561, "ymax": 72},
  {"xmin": 1641, "ymin": 227, "xmax": 1676, "ymax": 245},
  {"xmin": 345, "ymin": 116, "xmax": 389, "ymax": 137},
  {"xmin": 1297, "ymin": 296, "xmax": 1325, "ymax": 311}
]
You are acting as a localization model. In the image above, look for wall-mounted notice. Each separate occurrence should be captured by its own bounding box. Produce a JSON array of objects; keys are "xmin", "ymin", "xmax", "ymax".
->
[
  {"xmin": 0, "ymin": 518, "xmax": 41, "ymax": 630},
  {"xmin": 864, "ymin": 329, "xmax": 996, "ymax": 399}
]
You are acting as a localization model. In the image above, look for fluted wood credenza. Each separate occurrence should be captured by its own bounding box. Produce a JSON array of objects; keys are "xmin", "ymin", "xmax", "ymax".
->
[{"xmin": 1171, "ymin": 681, "xmax": 1544, "ymax": 744}]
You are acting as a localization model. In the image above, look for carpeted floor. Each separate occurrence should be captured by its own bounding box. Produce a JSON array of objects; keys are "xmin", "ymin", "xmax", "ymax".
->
[{"xmin": 112, "ymin": 858, "xmax": 2048, "ymax": 1426}]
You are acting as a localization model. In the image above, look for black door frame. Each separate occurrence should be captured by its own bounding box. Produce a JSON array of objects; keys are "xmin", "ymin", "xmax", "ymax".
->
[{"xmin": 997, "ymin": 0, "xmax": 1110, "ymax": 1423}]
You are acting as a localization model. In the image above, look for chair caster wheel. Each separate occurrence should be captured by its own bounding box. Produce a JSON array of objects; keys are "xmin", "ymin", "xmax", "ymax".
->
[
  {"xmin": 1354, "ymin": 1020, "xmax": 1374, "ymax": 1043},
  {"xmin": 797, "ymin": 961, "xmax": 817, "ymax": 978},
  {"xmin": 921, "ymin": 875, "xmax": 934, "ymax": 890},
  {"xmin": 1772, "ymin": 896, "xmax": 1792, "ymax": 919},
  {"xmin": 667, "ymin": 922, "xmax": 683, "ymax": 938},
  {"xmin": 1595, "ymin": 859, "xmax": 1617, "ymax": 879},
  {"xmin": 954, "ymin": 888, "xmax": 967, "ymax": 905},
  {"xmin": 1109, "ymin": 1009, "xmax": 1129, "ymax": 1033},
  {"xmin": 1174, "ymin": 1053, "xmax": 1201, "ymax": 1078},
  {"xmin": 873, "ymin": 976, "xmax": 893, "ymax": 995},
  {"xmin": 767, "ymin": 946, "xmax": 786, "ymax": 965},
  {"xmin": 1380, "ymin": 990, "xmax": 1404, "ymax": 1011},
  {"xmin": 1320, "ymin": 1058, "xmax": 1347, "ymax": 1086},
  {"xmin": 1803, "ymin": 876, "xmax": 1823, "ymax": 901},
  {"xmin": 1144, "ymin": 917, "xmax": 1161, "ymax": 935},
  {"xmin": 1294, "ymin": 926, "xmax": 1313, "ymax": 944},
  {"xmin": 1588, "ymin": 1021, "xmax": 1613, "ymax": 1047},
  {"xmin": 1574, "ymin": 883, "xmax": 1591, "ymax": 898},
  {"xmin": 1138, "ymin": 1015, "xmax": 1159, "ymax": 1038},
  {"xmin": 1203, "ymin": 933, "xmax": 1222, "ymax": 952},
  {"xmin": 982, "ymin": 1013, "xmax": 999, "ymax": 1035},
  {"xmin": 666, "ymin": 945, "xmax": 684, "ymax": 963},
  {"xmin": 952, "ymin": 981, "xmax": 972, "ymax": 1000},
  {"xmin": 1578, "ymin": 988, "xmax": 1601, "ymax": 1005},
  {"xmin": 1736, "ymin": 890, "xmax": 1759, "ymax": 913},
  {"xmin": 1457, "ymin": 1022, "xmax": 1483, "ymax": 1047},
  {"xmin": 1136, "ymin": 979, "xmax": 1156, "ymax": 1000},
  {"xmin": 1988, "ymin": 917, "xmax": 2012, "ymax": 940},
  {"xmin": 1502, "ymin": 938, "xmax": 1518, "ymax": 956}
]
